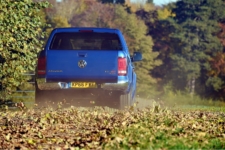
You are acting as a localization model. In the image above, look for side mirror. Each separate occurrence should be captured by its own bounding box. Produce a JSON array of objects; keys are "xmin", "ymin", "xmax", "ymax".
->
[{"xmin": 132, "ymin": 52, "xmax": 142, "ymax": 62}]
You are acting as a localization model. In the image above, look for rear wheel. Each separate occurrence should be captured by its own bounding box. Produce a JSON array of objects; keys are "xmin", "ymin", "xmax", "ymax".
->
[
  {"xmin": 119, "ymin": 92, "xmax": 132, "ymax": 109},
  {"xmin": 107, "ymin": 91, "xmax": 132, "ymax": 110}
]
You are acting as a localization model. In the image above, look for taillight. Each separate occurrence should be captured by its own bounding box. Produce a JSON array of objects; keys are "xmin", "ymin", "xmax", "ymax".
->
[
  {"xmin": 118, "ymin": 57, "xmax": 127, "ymax": 76},
  {"xmin": 37, "ymin": 56, "xmax": 46, "ymax": 75}
]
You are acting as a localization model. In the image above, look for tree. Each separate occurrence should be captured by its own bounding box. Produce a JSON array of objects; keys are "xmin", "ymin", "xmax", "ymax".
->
[
  {"xmin": 135, "ymin": 5, "xmax": 178, "ymax": 96},
  {"xmin": 218, "ymin": 20, "xmax": 225, "ymax": 48},
  {"xmin": 169, "ymin": 0, "xmax": 225, "ymax": 96},
  {"xmin": 44, "ymin": 0, "xmax": 86, "ymax": 22},
  {"xmin": 157, "ymin": 7, "xmax": 174, "ymax": 20},
  {"xmin": 39, "ymin": 0, "xmax": 88, "ymax": 38},
  {"xmin": 146, "ymin": 0, "xmax": 153, "ymax": 4},
  {"xmin": 0, "ymin": 0, "xmax": 49, "ymax": 99},
  {"xmin": 71, "ymin": 2, "xmax": 161, "ymax": 98}
]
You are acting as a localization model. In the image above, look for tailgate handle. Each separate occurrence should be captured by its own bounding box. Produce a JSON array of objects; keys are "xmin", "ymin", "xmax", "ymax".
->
[{"xmin": 78, "ymin": 52, "xmax": 87, "ymax": 57}]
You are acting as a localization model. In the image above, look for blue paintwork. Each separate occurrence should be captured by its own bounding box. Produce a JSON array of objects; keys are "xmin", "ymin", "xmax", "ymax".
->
[
  {"xmin": 46, "ymin": 50, "xmax": 118, "ymax": 81},
  {"xmin": 37, "ymin": 27, "xmax": 142, "ymax": 103}
]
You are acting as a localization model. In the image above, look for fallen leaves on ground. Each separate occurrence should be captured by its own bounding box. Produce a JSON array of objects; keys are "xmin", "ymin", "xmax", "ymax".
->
[{"xmin": 0, "ymin": 105, "xmax": 225, "ymax": 149}]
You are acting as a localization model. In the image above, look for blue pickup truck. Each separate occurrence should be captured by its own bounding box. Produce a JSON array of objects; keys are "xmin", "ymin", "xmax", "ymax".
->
[{"xmin": 35, "ymin": 27, "xmax": 142, "ymax": 109}]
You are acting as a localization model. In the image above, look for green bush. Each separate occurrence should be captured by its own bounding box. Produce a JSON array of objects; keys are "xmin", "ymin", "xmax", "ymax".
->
[{"xmin": 0, "ymin": 0, "xmax": 49, "ymax": 99}]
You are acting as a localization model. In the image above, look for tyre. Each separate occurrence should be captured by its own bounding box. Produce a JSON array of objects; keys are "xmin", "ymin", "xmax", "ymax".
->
[
  {"xmin": 109, "ymin": 91, "xmax": 132, "ymax": 110},
  {"xmin": 96, "ymin": 91, "xmax": 131, "ymax": 110},
  {"xmin": 119, "ymin": 92, "xmax": 131, "ymax": 109}
]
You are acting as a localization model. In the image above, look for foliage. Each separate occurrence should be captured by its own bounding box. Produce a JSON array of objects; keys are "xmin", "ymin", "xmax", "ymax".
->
[
  {"xmin": 71, "ymin": 2, "xmax": 161, "ymax": 98},
  {"xmin": 135, "ymin": 7, "xmax": 175, "ymax": 97},
  {"xmin": 218, "ymin": 21, "xmax": 225, "ymax": 47},
  {"xmin": 161, "ymin": 84, "xmax": 225, "ymax": 108},
  {"xmin": 70, "ymin": 2, "xmax": 114, "ymax": 28},
  {"xmin": 157, "ymin": 7, "xmax": 174, "ymax": 20},
  {"xmin": 4, "ymin": 0, "xmax": 225, "ymax": 102},
  {"xmin": 10, "ymin": 72, "xmax": 35, "ymax": 104},
  {"xmin": 34, "ymin": 0, "xmax": 87, "ymax": 39},
  {"xmin": 0, "ymin": 0, "xmax": 49, "ymax": 98},
  {"xmin": 0, "ymin": 106, "xmax": 225, "ymax": 149},
  {"xmin": 139, "ymin": 0, "xmax": 225, "ymax": 100},
  {"xmin": 45, "ymin": 15, "xmax": 71, "ymax": 37},
  {"xmin": 43, "ymin": 0, "xmax": 86, "ymax": 22},
  {"xmin": 146, "ymin": 0, "xmax": 153, "ymax": 4},
  {"xmin": 207, "ymin": 52, "xmax": 225, "ymax": 97},
  {"xmin": 168, "ymin": 0, "xmax": 225, "ymax": 95},
  {"xmin": 126, "ymin": 1, "xmax": 154, "ymax": 13},
  {"xmin": 111, "ymin": 6, "xmax": 161, "ymax": 97}
]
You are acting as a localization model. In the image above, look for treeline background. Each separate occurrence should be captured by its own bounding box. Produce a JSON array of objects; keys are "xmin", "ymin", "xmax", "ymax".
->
[
  {"xmin": 2, "ymin": 0, "xmax": 225, "ymax": 103},
  {"xmin": 37, "ymin": 0, "xmax": 225, "ymax": 101}
]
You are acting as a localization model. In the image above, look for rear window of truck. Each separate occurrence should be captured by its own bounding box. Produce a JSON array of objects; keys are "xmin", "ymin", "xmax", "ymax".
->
[{"xmin": 49, "ymin": 32, "xmax": 122, "ymax": 50}]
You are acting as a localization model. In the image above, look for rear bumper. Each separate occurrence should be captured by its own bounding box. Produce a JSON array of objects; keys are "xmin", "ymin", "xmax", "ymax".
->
[{"xmin": 36, "ymin": 76, "xmax": 129, "ymax": 91}]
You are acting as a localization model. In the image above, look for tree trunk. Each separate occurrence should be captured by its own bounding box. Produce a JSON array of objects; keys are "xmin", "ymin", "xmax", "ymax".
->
[
  {"xmin": 187, "ymin": 77, "xmax": 195, "ymax": 97},
  {"xmin": 190, "ymin": 77, "xmax": 195, "ymax": 96}
]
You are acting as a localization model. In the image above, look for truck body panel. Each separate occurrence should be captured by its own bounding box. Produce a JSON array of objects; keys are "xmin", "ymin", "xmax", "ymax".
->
[
  {"xmin": 35, "ymin": 27, "xmax": 142, "ymax": 109},
  {"xmin": 46, "ymin": 50, "xmax": 118, "ymax": 82}
]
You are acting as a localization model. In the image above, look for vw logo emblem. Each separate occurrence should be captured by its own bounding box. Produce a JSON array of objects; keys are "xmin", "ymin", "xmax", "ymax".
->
[{"xmin": 78, "ymin": 60, "xmax": 87, "ymax": 68}]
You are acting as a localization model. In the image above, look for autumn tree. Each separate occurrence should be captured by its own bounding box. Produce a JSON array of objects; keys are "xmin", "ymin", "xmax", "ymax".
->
[
  {"xmin": 0, "ymin": 0, "xmax": 49, "ymax": 99},
  {"xmin": 35, "ymin": 0, "xmax": 87, "ymax": 38},
  {"xmin": 168, "ymin": 0, "xmax": 225, "ymax": 96},
  {"xmin": 71, "ymin": 2, "xmax": 161, "ymax": 98},
  {"xmin": 45, "ymin": 0, "xmax": 86, "ymax": 22},
  {"xmin": 146, "ymin": 0, "xmax": 153, "ymax": 4},
  {"xmin": 135, "ymin": 5, "xmax": 178, "ymax": 96}
]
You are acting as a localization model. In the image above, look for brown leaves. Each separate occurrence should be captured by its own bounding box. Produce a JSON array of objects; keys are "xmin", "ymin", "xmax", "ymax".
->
[
  {"xmin": 208, "ymin": 52, "xmax": 225, "ymax": 76},
  {"xmin": 0, "ymin": 107, "xmax": 118, "ymax": 149},
  {"xmin": 0, "ymin": 106, "xmax": 225, "ymax": 149}
]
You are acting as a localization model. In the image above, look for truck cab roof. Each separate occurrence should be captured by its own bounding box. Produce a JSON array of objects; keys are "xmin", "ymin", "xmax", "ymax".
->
[{"xmin": 52, "ymin": 27, "xmax": 121, "ymax": 34}]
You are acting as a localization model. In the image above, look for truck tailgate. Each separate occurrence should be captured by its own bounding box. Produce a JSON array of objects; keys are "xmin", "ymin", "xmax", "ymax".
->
[{"xmin": 46, "ymin": 50, "xmax": 118, "ymax": 82}]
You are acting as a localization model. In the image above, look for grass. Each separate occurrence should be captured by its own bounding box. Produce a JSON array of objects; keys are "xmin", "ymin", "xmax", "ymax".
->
[
  {"xmin": 157, "ymin": 90, "xmax": 225, "ymax": 112},
  {"xmin": 102, "ymin": 105, "xmax": 225, "ymax": 149}
]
